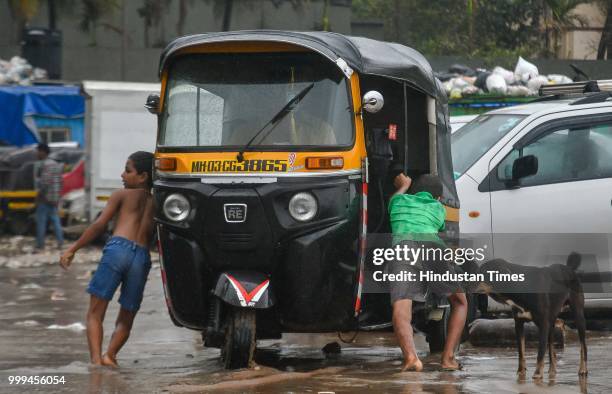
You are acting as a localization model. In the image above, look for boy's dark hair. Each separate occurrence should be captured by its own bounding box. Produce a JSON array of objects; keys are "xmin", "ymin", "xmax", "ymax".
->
[
  {"xmin": 37, "ymin": 143, "xmax": 50, "ymax": 154},
  {"xmin": 409, "ymin": 174, "xmax": 443, "ymax": 199},
  {"xmin": 128, "ymin": 151, "xmax": 154, "ymax": 188}
]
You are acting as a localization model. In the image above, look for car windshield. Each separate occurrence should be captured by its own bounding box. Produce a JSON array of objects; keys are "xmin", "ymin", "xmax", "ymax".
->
[
  {"xmin": 159, "ymin": 52, "xmax": 354, "ymax": 149},
  {"xmin": 451, "ymin": 114, "xmax": 526, "ymax": 178}
]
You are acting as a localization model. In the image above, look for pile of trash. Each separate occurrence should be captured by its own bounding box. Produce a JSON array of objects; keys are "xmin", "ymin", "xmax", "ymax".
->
[
  {"xmin": 438, "ymin": 57, "xmax": 573, "ymax": 99},
  {"xmin": 0, "ymin": 56, "xmax": 48, "ymax": 86}
]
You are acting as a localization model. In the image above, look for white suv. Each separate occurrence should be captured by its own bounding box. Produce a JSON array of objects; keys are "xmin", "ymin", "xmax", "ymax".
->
[{"xmin": 452, "ymin": 84, "xmax": 612, "ymax": 310}]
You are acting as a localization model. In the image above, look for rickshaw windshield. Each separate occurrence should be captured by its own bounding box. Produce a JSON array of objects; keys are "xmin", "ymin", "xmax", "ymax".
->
[{"xmin": 159, "ymin": 52, "xmax": 354, "ymax": 149}]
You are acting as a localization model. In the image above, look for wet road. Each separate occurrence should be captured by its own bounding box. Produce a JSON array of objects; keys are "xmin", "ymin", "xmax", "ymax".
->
[{"xmin": 1, "ymin": 236, "xmax": 612, "ymax": 393}]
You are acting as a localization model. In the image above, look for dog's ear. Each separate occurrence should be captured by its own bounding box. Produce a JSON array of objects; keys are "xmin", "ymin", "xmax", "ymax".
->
[
  {"xmin": 461, "ymin": 259, "xmax": 480, "ymax": 275},
  {"xmin": 566, "ymin": 252, "xmax": 581, "ymax": 271},
  {"xmin": 456, "ymin": 260, "xmax": 480, "ymax": 293}
]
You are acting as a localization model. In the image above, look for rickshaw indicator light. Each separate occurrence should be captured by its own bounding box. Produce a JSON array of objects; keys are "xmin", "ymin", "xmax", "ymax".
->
[
  {"xmin": 388, "ymin": 124, "xmax": 398, "ymax": 141},
  {"xmin": 156, "ymin": 157, "xmax": 177, "ymax": 171},
  {"xmin": 288, "ymin": 192, "xmax": 318, "ymax": 222},
  {"xmin": 305, "ymin": 157, "xmax": 344, "ymax": 170},
  {"xmin": 163, "ymin": 193, "xmax": 191, "ymax": 222}
]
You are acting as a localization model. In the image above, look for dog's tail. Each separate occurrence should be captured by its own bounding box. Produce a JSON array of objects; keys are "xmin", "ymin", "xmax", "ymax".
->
[{"xmin": 566, "ymin": 252, "xmax": 582, "ymax": 271}]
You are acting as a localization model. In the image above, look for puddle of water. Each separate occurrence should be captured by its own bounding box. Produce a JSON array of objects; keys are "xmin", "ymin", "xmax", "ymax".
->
[{"xmin": 1, "ymin": 235, "xmax": 612, "ymax": 393}]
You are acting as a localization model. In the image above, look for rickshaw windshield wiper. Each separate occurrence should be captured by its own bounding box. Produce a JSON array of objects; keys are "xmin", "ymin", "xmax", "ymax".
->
[{"xmin": 236, "ymin": 83, "xmax": 314, "ymax": 162}]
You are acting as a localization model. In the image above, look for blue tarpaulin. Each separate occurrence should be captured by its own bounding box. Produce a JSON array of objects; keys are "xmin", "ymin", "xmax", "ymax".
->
[{"xmin": 0, "ymin": 85, "xmax": 84, "ymax": 146}]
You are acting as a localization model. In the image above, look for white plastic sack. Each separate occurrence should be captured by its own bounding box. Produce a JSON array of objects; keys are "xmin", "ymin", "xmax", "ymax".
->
[
  {"xmin": 506, "ymin": 85, "xmax": 532, "ymax": 97},
  {"xmin": 461, "ymin": 85, "xmax": 480, "ymax": 95},
  {"xmin": 486, "ymin": 74, "xmax": 507, "ymax": 95},
  {"xmin": 450, "ymin": 77, "xmax": 469, "ymax": 89},
  {"xmin": 527, "ymin": 75, "xmax": 549, "ymax": 92},
  {"xmin": 0, "ymin": 56, "xmax": 47, "ymax": 85},
  {"xmin": 492, "ymin": 66, "xmax": 516, "ymax": 85},
  {"xmin": 443, "ymin": 80, "xmax": 453, "ymax": 94},
  {"xmin": 515, "ymin": 56, "xmax": 539, "ymax": 83},
  {"xmin": 548, "ymin": 74, "xmax": 573, "ymax": 84},
  {"xmin": 33, "ymin": 68, "xmax": 47, "ymax": 79},
  {"xmin": 10, "ymin": 56, "xmax": 27, "ymax": 66}
]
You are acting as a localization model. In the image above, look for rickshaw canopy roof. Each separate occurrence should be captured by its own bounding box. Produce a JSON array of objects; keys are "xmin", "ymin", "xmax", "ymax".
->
[
  {"xmin": 159, "ymin": 30, "xmax": 458, "ymax": 209},
  {"xmin": 159, "ymin": 30, "xmax": 443, "ymax": 100}
]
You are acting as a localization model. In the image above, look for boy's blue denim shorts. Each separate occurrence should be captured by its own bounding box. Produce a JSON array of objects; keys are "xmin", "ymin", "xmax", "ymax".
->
[{"xmin": 87, "ymin": 236, "xmax": 152, "ymax": 312}]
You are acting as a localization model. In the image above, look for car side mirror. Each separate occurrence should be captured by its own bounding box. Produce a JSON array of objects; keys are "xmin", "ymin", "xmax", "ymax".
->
[
  {"xmin": 145, "ymin": 94, "xmax": 160, "ymax": 114},
  {"xmin": 506, "ymin": 155, "xmax": 538, "ymax": 187},
  {"xmin": 362, "ymin": 91, "xmax": 384, "ymax": 113}
]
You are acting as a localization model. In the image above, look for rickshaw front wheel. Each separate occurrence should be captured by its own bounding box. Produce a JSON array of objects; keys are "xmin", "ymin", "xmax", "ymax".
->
[{"xmin": 221, "ymin": 307, "xmax": 256, "ymax": 369}]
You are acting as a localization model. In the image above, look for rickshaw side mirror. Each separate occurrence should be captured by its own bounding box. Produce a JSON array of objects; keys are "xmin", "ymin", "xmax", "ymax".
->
[
  {"xmin": 362, "ymin": 91, "xmax": 384, "ymax": 113},
  {"xmin": 145, "ymin": 94, "xmax": 160, "ymax": 114}
]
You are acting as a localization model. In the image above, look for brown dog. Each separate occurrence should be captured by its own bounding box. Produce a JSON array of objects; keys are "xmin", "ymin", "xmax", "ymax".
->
[{"xmin": 475, "ymin": 252, "xmax": 587, "ymax": 379}]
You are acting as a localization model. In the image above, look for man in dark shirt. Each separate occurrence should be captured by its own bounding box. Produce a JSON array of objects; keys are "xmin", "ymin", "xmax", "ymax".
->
[{"xmin": 35, "ymin": 143, "xmax": 64, "ymax": 250}]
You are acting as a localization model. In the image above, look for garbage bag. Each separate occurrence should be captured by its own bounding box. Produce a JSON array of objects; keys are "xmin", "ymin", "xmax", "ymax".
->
[
  {"xmin": 515, "ymin": 56, "xmax": 539, "ymax": 83},
  {"xmin": 548, "ymin": 74, "xmax": 573, "ymax": 84},
  {"xmin": 450, "ymin": 77, "xmax": 469, "ymax": 89},
  {"xmin": 449, "ymin": 64, "xmax": 476, "ymax": 77},
  {"xmin": 492, "ymin": 66, "xmax": 516, "ymax": 85},
  {"xmin": 527, "ymin": 75, "xmax": 549, "ymax": 92},
  {"xmin": 486, "ymin": 74, "xmax": 507, "ymax": 95},
  {"xmin": 449, "ymin": 88, "xmax": 462, "ymax": 99},
  {"xmin": 474, "ymin": 71, "xmax": 491, "ymax": 91},
  {"xmin": 443, "ymin": 80, "xmax": 453, "ymax": 94},
  {"xmin": 507, "ymin": 85, "xmax": 532, "ymax": 97},
  {"xmin": 435, "ymin": 72, "xmax": 456, "ymax": 82},
  {"xmin": 0, "ymin": 56, "xmax": 46, "ymax": 85},
  {"xmin": 461, "ymin": 85, "xmax": 480, "ymax": 95}
]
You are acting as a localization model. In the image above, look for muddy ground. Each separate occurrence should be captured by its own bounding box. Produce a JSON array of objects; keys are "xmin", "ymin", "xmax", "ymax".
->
[{"xmin": 1, "ymin": 235, "xmax": 611, "ymax": 393}]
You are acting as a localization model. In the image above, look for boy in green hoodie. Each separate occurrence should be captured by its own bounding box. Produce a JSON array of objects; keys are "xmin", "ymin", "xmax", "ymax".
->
[{"xmin": 388, "ymin": 173, "xmax": 467, "ymax": 372}]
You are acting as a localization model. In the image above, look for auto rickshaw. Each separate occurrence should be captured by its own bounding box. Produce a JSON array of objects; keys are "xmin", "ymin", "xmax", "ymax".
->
[{"xmin": 149, "ymin": 31, "xmax": 462, "ymax": 369}]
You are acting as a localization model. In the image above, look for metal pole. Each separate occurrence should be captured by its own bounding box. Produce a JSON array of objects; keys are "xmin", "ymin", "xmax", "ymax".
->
[
  {"xmin": 403, "ymin": 83, "xmax": 408, "ymax": 174},
  {"xmin": 427, "ymin": 97, "xmax": 437, "ymax": 175},
  {"xmin": 121, "ymin": 0, "xmax": 127, "ymax": 81}
]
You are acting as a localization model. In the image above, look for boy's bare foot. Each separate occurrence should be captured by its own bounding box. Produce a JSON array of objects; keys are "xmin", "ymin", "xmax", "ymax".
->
[
  {"xmin": 440, "ymin": 357, "xmax": 463, "ymax": 371},
  {"xmin": 102, "ymin": 353, "xmax": 119, "ymax": 368},
  {"xmin": 401, "ymin": 358, "xmax": 423, "ymax": 372}
]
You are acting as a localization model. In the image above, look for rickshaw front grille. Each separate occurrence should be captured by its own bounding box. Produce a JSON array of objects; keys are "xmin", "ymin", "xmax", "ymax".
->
[{"xmin": 216, "ymin": 233, "xmax": 255, "ymax": 250}]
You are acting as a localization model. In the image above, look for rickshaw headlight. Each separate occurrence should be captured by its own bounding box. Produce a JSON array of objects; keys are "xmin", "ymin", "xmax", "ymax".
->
[
  {"xmin": 288, "ymin": 192, "xmax": 318, "ymax": 222},
  {"xmin": 163, "ymin": 193, "xmax": 191, "ymax": 222}
]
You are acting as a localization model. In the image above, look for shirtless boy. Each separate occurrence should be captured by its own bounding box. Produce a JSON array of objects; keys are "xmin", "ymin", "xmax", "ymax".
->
[{"xmin": 60, "ymin": 151, "xmax": 155, "ymax": 367}]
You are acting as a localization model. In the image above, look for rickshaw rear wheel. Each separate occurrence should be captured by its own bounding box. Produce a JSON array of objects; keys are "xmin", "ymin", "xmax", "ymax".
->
[
  {"xmin": 221, "ymin": 307, "xmax": 256, "ymax": 369},
  {"xmin": 425, "ymin": 307, "xmax": 450, "ymax": 353}
]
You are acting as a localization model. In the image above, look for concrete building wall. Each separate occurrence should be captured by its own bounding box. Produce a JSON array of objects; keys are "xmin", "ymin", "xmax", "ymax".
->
[
  {"xmin": 558, "ymin": 3, "xmax": 607, "ymax": 59},
  {"xmin": 0, "ymin": 0, "xmax": 351, "ymax": 82}
]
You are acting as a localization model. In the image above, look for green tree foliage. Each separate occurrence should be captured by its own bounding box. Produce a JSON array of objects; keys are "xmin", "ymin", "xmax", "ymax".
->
[{"xmin": 353, "ymin": 0, "xmax": 595, "ymax": 59}]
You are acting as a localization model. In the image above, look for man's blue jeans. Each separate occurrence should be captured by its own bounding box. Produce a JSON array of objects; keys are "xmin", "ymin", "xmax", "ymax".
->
[{"xmin": 35, "ymin": 203, "xmax": 64, "ymax": 249}]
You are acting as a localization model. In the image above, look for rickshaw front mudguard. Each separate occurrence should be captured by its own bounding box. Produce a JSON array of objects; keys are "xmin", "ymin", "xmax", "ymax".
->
[
  {"xmin": 213, "ymin": 270, "xmax": 274, "ymax": 309},
  {"xmin": 157, "ymin": 226, "xmax": 209, "ymax": 330}
]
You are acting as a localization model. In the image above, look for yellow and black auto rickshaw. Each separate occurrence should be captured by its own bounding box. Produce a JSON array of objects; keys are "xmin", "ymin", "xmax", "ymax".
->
[{"xmin": 148, "ymin": 31, "xmax": 461, "ymax": 368}]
